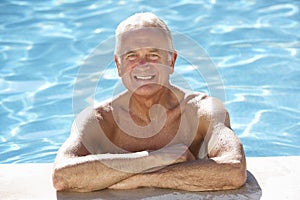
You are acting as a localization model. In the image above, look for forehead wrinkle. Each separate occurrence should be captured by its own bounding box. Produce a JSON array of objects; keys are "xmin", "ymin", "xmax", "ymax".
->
[
  {"xmin": 120, "ymin": 29, "xmax": 169, "ymax": 51},
  {"xmin": 122, "ymin": 48, "xmax": 163, "ymax": 56}
]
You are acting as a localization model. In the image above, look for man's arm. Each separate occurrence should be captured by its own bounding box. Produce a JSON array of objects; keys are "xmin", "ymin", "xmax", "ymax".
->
[
  {"xmin": 52, "ymin": 107, "xmax": 190, "ymax": 192},
  {"xmin": 109, "ymin": 97, "xmax": 247, "ymax": 191},
  {"xmin": 53, "ymin": 138, "xmax": 149, "ymax": 192}
]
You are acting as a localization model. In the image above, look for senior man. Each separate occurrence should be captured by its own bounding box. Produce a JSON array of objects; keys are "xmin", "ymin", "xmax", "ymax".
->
[{"xmin": 52, "ymin": 12, "xmax": 246, "ymax": 192}]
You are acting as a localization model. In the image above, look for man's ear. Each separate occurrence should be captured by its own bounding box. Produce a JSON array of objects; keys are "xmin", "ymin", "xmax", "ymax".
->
[
  {"xmin": 114, "ymin": 54, "xmax": 122, "ymax": 77},
  {"xmin": 169, "ymin": 51, "xmax": 177, "ymax": 74}
]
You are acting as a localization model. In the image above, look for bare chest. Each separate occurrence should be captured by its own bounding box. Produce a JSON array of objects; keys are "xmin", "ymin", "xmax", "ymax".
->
[{"xmin": 102, "ymin": 111, "xmax": 201, "ymax": 154}]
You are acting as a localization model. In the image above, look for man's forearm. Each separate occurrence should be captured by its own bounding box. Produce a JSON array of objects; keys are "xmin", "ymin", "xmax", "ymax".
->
[
  {"xmin": 53, "ymin": 151, "xmax": 157, "ymax": 192},
  {"xmin": 110, "ymin": 158, "xmax": 246, "ymax": 191},
  {"xmin": 147, "ymin": 158, "xmax": 246, "ymax": 191},
  {"xmin": 53, "ymin": 148, "xmax": 189, "ymax": 192}
]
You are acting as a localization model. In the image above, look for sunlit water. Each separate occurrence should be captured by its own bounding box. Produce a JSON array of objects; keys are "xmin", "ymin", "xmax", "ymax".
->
[{"xmin": 1, "ymin": 0, "xmax": 299, "ymax": 163}]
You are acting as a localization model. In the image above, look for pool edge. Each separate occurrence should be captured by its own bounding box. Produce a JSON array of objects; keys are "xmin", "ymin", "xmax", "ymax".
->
[{"xmin": 0, "ymin": 156, "xmax": 299, "ymax": 199}]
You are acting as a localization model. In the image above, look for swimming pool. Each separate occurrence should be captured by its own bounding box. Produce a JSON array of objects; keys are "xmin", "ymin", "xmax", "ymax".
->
[{"xmin": 1, "ymin": 0, "xmax": 299, "ymax": 163}]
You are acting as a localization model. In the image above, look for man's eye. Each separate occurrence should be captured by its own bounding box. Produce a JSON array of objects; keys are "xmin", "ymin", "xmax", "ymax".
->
[
  {"xmin": 148, "ymin": 53, "xmax": 160, "ymax": 60},
  {"xmin": 126, "ymin": 53, "xmax": 137, "ymax": 61}
]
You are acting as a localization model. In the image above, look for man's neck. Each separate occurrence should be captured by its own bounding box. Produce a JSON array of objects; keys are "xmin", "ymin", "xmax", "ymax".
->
[
  {"xmin": 128, "ymin": 86, "xmax": 179, "ymax": 124},
  {"xmin": 133, "ymin": 89, "xmax": 165, "ymax": 108}
]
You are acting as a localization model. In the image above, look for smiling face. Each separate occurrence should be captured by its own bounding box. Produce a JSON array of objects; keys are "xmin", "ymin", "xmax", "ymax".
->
[{"xmin": 115, "ymin": 28, "xmax": 177, "ymax": 96}]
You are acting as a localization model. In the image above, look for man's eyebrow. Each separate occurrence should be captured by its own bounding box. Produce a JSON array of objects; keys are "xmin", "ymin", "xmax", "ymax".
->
[
  {"xmin": 124, "ymin": 50, "xmax": 137, "ymax": 55},
  {"xmin": 149, "ymin": 48, "xmax": 160, "ymax": 52},
  {"xmin": 123, "ymin": 48, "xmax": 162, "ymax": 56}
]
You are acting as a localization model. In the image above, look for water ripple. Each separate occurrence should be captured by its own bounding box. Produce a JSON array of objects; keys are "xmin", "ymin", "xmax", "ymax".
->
[{"xmin": 1, "ymin": 0, "xmax": 300, "ymax": 162}]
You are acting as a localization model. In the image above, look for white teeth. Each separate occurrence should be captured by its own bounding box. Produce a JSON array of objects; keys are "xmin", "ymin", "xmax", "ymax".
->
[{"xmin": 134, "ymin": 75, "xmax": 154, "ymax": 80}]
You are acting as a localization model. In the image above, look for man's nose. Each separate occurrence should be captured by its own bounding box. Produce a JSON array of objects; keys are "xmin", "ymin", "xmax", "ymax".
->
[{"xmin": 138, "ymin": 55, "xmax": 147, "ymax": 65}]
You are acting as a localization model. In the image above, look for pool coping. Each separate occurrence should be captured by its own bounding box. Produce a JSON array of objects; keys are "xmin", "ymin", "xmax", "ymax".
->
[{"xmin": 0, "ymin": 156, "xmax": 299, "ymax": 199}]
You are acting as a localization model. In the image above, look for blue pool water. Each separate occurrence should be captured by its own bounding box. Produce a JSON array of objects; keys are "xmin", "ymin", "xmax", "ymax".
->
[{"xmin": 1, "ymin": 0, "xmax": 299, "ymax": 163}]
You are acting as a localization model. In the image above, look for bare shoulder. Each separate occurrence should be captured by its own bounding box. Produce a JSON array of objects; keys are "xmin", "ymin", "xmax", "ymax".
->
[
  {"xmin": 185, "ymin": 92, "xmax": 229, "ymax": 126},
  {"xmin": 56, "ymin": 102, "xmax": 115, "ymax": 160}
]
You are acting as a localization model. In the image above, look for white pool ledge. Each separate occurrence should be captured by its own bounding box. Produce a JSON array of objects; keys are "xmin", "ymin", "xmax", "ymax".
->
[{"xmin": 0, "ymin": 156, "xmax": 299, "ymax": 200}]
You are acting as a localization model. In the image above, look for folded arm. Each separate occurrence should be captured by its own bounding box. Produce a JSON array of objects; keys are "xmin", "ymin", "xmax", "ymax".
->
[
  {"xmin": 53, "ymin": 144, "xmax": 149, "ymax": 192},
  {"xmin": 53, "ymin": 139, "xmax": 191, "ymax": 192}
]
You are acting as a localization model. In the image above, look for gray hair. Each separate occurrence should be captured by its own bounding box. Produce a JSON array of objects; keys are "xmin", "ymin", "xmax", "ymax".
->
[{"xmin": 114, "ymin": 12, "xmax": 174, "ymax": 57}]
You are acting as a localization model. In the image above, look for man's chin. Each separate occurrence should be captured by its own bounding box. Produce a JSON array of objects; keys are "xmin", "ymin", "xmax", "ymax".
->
[{"xmin": 130, "ymin": 84, "xmax": 162, "ymax": 96}]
